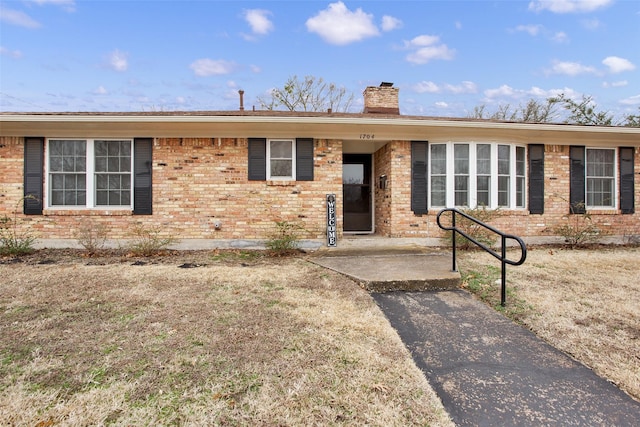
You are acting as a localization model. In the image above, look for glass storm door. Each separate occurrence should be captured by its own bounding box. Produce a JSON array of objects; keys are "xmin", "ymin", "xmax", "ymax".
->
[{"xmin": 343, "ymin": 154, "xmax": 372, "ymax": 232}]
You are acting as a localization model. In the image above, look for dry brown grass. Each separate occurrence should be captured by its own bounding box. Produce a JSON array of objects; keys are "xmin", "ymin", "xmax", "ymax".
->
[
  {"xmin": 458, "ymin": 246, "xmax": 640, "ymax": 401},
  {"xmin": 0, "ymin": 250, "xmax": 453, "ymax": 426}
]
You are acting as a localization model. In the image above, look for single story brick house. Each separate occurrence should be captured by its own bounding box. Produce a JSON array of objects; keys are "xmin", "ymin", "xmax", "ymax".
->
[{"xmin": 1, "ymin": 84, "xmax": 639, "ymax": 249}]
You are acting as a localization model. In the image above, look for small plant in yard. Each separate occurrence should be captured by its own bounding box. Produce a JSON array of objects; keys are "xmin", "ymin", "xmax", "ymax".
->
[
  {"xmin": 0, "ymin": 197, "xmax": 37, "ymax": 256},
  {"xmin": 265, "ymin": 220, "xmax": 304, "ymax": 255},
  {"xmin": 74, "ymin": 220, "xmax": 109, "ymax": 254},
  {"xmin": 443, "ymin": 206, "xmax": 499, "ymax": 250},
  {"xmin": 551, "ymin": 202, "xmax": 609, "ymax": 248},
  {"xmin": 125, "ymin": 223, "xmax": 176, "ymax": 256}
]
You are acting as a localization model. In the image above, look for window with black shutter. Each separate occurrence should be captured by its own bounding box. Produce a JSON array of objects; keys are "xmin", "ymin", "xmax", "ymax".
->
[
  {"xmin": 411, "ymin": 141, "xmax": 429, "ymax": 214},
  {"xmin": 528, "ymin": 144, "xmax": 544, "ymax": 214},
  {"xmin": 619, "ymin": 147, "xmax": 635, "ymax": 214},
  {"xmin": 24, "ymin": 137, "xmax": 44, "ymax": 215},
  {"xmin": 248, "ymin": 137, "xmax": 314, "ymax": 181}
]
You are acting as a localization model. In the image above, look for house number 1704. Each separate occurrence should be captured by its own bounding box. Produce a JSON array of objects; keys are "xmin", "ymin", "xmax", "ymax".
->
[{"xmin": 360, "ymin": 134, "xmax": 375, "ymax": 139}]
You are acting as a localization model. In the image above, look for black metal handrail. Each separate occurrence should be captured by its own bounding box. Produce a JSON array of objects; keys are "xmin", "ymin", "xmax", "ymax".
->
[{"xmin": 436, "ymin": 208, "xmax": 527, "ymax": 307}]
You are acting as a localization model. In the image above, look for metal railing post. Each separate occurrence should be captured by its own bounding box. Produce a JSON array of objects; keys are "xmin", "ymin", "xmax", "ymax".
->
[
  {"xmin": 501, "ymin": 235, "xmax": 507, "ymax": 307},
  {"xmin": 451, "ymin": 210, "xmax": 457, "ymax": 272},
  {"xmin": 436, "ymin": 208, "xmax": 527, "ymax": 306}
]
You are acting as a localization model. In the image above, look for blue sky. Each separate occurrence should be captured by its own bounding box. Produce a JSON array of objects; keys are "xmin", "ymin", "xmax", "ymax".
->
[{"xmin": 1, "ymin": 0, "xmax": 638, "ymax": 120}]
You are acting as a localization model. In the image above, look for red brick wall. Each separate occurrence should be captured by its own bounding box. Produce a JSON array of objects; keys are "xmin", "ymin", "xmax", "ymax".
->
[
  {"xmin": 0, "ymin": 137, "xmax": 343, "ymax": 242},
  {"xmin": 1, "ymin": 136, "xmax": 638, "ymax": 245}
]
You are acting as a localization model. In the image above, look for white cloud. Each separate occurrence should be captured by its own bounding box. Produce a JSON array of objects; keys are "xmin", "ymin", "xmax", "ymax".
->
[
  {"xmin": 94, "ymin": 86, "xmax": 108, "ymax": 95},
  {"xmin": 484, "ymin": 84, "xmax": 581, "ymax": 102},
  {"xmin": 485, "ymin": 85, "xmax": 519, "ymax": 99},
  {"xmin": 445, "ymin": 81, "xmax": 478, "ymax": 94},
  {"xmin": 413, "ymin": 81, "xmax": 440, "ymax": 93},
  {"xmin": 243, "ymin": 9, "xmax": 274, "ymax": 35},
  {"xmin": 106, "ymin": 49, "xmax": 128, "ymax": 72},
  {"xmin": 455, "ymin": 21, "xmax": 462, "ymax": 30},
  {"xmin": 551, "ymin": 31, "xmax": 569, "ymax": 43},
  {"xmin": 514, "ymin": 24, "xmax": 543, "ymax": 36},
  {"xmin": 435, "ymin": 102, "xmax": 449, "ymax": 109},
  {"xmin": 0, "ymin": 46, "xmax": 23, "ymax": 58},
  {"xmin": 413, "ymin": 80, "xmax": 477, "ymax": 94},
  {"xmin": 404, "ymin": 35, "xmax": 455, "ymax": 64},
  {"xmin": 620, "ymin": 94, "xmax": 640, "ymax": 105},
  {"xmin": 0, "ymin": 7, "xmax": 41, "ymax": 28},
  {"xmin": 306, "ymin": 1, "xmax": 379, "ymax": 45},
  {"xmin": 29, "ymin": 0, "xmax": 76, "ymax": 13},
  {"xmin": 603, "ymin": 80, "xmax": 628, "ymax": 88},
  {"xmin": 189, "ymin": 59, "xmax": 237, "ymax": 76},
  {"xmin": 546, "ymin": 60, "xmax": 597, "ymax": 76},
  {"xmin": 381, "ymin": 15, "xmax": 402, "ymax": 32},
  {"xmin": 528, "ymin": 0, "xmax": 613, "ymax": 14},
  {"xmin": 602, "ymin": 56, "xmax": 635, "ymax": 73},
  {"xmin": 581, "ymin": 18, "xmax": 601, "ymax": 30}
]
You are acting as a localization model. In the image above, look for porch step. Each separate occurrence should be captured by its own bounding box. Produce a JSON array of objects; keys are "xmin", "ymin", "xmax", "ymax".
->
[{"xmin": 308, "ymin": 251, "xmax": 461, "ymax": 293}]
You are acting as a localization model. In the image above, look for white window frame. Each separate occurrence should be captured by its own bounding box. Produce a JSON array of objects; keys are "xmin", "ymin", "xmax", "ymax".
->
[
  {"xmin": 585, "ymin": 147, "xmax": 617, "ymax": 209},
  {"xmin": 266, "ymin": 138, "xmax": 296, "ymax": 180},
  {"xmin": 45, "ymin": 138, "xmax": 134, "ymax": 210},
  {"xmin": 428, "ymin": 142, "xmax": 527, "ymax": 210}
]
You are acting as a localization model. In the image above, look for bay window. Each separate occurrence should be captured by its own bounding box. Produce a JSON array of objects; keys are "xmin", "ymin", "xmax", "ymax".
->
[{"xmin": 429, "ymin": 142, "xmax": 526, "ymax": 209}]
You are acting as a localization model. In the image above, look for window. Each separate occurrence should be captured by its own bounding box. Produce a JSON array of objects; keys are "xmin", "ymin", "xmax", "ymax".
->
[
  {"xmin": 247, "ymin": 138, "xmax": 314, "ymax": 182},
  {"xmin": 586, "ymin": 148, "xmax": 615, "ymax": 208},
  {"xmin": 47, "ymin": 139, "xmax": 133, "ymax": 208},
  {"xmin": 267, "ymin": 139, "xmax": 295, "ymax": 180},
  {"xmin": 429, "ymin": 142, "xmax": 526, "ymax": 209}
]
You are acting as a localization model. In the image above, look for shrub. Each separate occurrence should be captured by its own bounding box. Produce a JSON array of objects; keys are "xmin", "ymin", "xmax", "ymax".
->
[
  {"xmin": 74, "ymin": 220, "xmax": 108, "ymax": 254},
  {"xmin": 552, "ymin": 203, "xmax": 608, "ymax": 248},
  {"xmin": 125, "ymin": 224, "xmax": 176, "ymax": 256},
  {"xmin": 0, "ymin": 197, "xmax": 37, "ymax": 256},
  {"xmin": 265, "ymin": 220, "xmax": 304, "ymax": 255},
  {"xmin": 443, "ymin": 206, "xmax": 499, "ymax": 250}
]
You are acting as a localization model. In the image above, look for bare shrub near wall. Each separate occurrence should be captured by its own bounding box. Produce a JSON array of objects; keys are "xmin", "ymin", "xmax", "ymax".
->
[
  {"xmin": 265, "ymin": 220, "xmax": 304, "ymax": 255},
  {"xmin": 124, "ymin": 223, "xmax": 177, "ymax": 256},
  {"xmin": 74, "ymin": 220, "xmax": 108, "ymax": 254},
  {"xmin": 443, "ymin": 206, "xmax": 500, "ymax": 250},
  {"xmin": 0, "ymin": 197, "xmax": 37, "ymax": 256},
  {"xmin": 550, "ymin": 202, "xmax": 610, "ymax": 248}
]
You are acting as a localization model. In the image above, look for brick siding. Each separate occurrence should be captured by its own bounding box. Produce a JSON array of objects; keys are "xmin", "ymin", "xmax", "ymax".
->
[{"xmin": 1, "ymin": 136, "xmax": 638, "ymax": 245}]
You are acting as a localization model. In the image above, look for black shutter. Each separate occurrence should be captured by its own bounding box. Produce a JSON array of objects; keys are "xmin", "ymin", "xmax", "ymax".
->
[
  {"xmin": 133, "ymin": 138, "xmax": 153, "ymax": 215},
  {"xmin": 248, "ymin": 138, "xmax": 266, "ymax": 181},
  {"xmin": 411, "ymin": 141, "xmax": 429, "ymax": 214},
  {"xmin": 528, "ymin": 144, "xmax": 545, "ymax": 214},
  {"xmin": 620, "ymin": 147, "xmax": 635, "ymax": 214},
  {"xmin": 296, "ymin": 138, "xmax": 314, "ymax": 181},
  {"xmin": 23, "ymin": 137, "xmax": 44, "ymax": 215},
  {"xmin": 569, "ymin": 146, "xmax": 586, "ymax": 214}
]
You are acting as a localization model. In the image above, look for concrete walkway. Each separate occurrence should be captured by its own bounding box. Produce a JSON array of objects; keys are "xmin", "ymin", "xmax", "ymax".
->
[{"xmin": 309, "ymin": 241, "xmax": 640, "ymax": 426}]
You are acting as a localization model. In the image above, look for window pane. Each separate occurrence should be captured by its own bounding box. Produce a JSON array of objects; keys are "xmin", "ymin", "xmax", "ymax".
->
[
  {"xmin": 454, "ymin": 176, "xmax": 468, "ymax": 206},
  {"xmin": 477, "ymin": 176, "xmax": 490, "ymax": 207},
  {"xmin": 516, "ymin": 147, "xmax": 525, "ymax": 176},
  {"xmin": 498, "ymin": 145, "xmax": 510, "ymax": 174},
  {"xmin": 498, "ymin": 176, "xmax": 510, "ymax": 206},
  {"xmin": 477, "ymin": 144, "xmax": 491, "ymax": 174},
  {"xmin": 270, "ymin": 140, "xmax": 292, "ymax": 158},
  {"xmin": 430, "ymin": 145, "xmax": 446, "ymax": 174},
  {"xmin": 454, "ymin": 144, "xmax": 469, "ymax": 174},
  {"xmin": 270, "ymin": 159, "xmax": 292, "ymax": 177},
  {"xmin": 431, "ymin": 176, "xmax": 446, "ymax": 206},
  {"xmin": 516, "ymin": 177, "xmax": 525, "ymax": 207}
]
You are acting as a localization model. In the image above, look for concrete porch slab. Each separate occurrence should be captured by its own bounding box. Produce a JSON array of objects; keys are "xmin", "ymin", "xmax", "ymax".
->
[{"xmin": 308, "ymin": 252, "xmax": 461, "ymax": 292}]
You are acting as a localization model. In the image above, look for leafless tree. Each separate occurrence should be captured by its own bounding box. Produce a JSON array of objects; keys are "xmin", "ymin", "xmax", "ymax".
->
[{"xmin": 258, "ymin": 75, "xmax": 355, "ymax": 112}]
